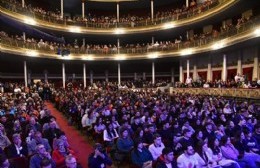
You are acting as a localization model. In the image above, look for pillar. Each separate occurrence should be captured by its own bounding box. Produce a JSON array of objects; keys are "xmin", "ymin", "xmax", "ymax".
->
[
  {"xmin": 171, "ymin": 68, "xmax": 175, "ymax": 83},
  {"xmin": 117, "ymin": 39, "xmax": 120, "ymax": 54},
  {"xmin": 61, "ymin": 0, "xmax": 64, "ymax": 19},
  {"xmin": 44, "ymin": 70, "xmax": 48, "ymax": 83},
  {"xmin": 143, "ymin": 72, "xmax": 146, "ymax": 80},
  {"xmin": 207, "ymin": 62, "xmax": 212, "ymax": 81},
  {"xmin": 117, "ymin": 3, "xmax": 120, "ymax": 23},
  {"xmin": 186, "ymin": 0, "xmax": 189, "ymax": 8},
  {"xmin": 193, "ymin": 65, "xmax": 197, "ymax": 81},
  {"xmin": 23, "ymin": 32, "xmax": 26, "ymax": 41},
  {"xmin": 90, "ymin": 71, "xmax": 93, "ymax": 85},
  {"xmin": 24, "ymin": 61, "xmax": 27, "ymax": 88},
  {"xmin": 134, "ymin": 73, "xmax": 137, "ymax": 80},
  {"xmin": 151, "ymin": 0, "xmax": 154, "ymax": 22},
  {"xmin": 72, "ymin": 73, "xmax": 76, "ymax": 82},
  {"xmin": 152, "ymin": 62, "xmax": 155, "ymax": 85},
  {"xmin": 187, "ymin": 60, "xmax": 190, "ymax": 78},
  {"xmin": 62, "ymin": 63, "xmax": 65, "ymax": 88},
  {"xmin": 222, "ymin": 54, "xmax": 227, "ymax": 82},
  {"xmin": 179, "ymin": 61, "xmax": 183, "ymax": 82},
  {"xmin": 237, "ymin": 53, "xmax": 242, "ymax": 75},
  {"xmin": 105, "ymin": 70, "xmax": 109, "ymax": 82},
  {"xmin": 83, "ymin": 64, "xmax": 86, "ymax": 88},
  {"xmin": 253, "ymin": 55, "xmax": 259, "ymax": 80},
  {"xmin": 82, "ymin": 0, "xmax": 85, "ymax": 19},
  {"xmin": 22, "ymin": 0, "xmax": 25, "ymax": 8},
  {"xmin": 152, "ymin": 37, "xmax": 154, "ymax": 45},
  {"xmin": 118, "ymin": 63, "xmax": 121, "ymax": 86},
  {"xmin": 27, "ymin": 70, "xmax": 31, "ymax": 85}
]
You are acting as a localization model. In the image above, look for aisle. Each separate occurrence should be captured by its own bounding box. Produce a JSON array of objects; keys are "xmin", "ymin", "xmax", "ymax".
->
[{"xmin": 45, "ymin": 102, "xmax": 92, "ymax": 168}]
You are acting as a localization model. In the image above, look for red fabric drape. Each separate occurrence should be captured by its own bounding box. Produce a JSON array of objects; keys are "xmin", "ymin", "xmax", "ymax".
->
[
  {"xmin": 243, "ymin": 67, "xmax": 253, "ymax": 81},
  {"xmin": 212, "ymin": 70, "xmax": 222, "ymax": 81},
  {"xmin": 227, "ymin": 69, "xmax": 237, "ymax": 80},
  {"xmin": 198, "ymin": 71, "xmax": 207, "ymax": 81}
]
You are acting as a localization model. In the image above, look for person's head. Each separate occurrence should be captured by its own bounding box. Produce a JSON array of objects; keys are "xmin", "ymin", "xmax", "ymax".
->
[
  {"xmin": 153, "ymin": 134, "xmax": 162, "ymax": 146},
  {"xmin": 183, "ymin": 129, "xmax": 192, "ymax": 138},
  {"xmin": 30, "ymin": 117, "xmax": 36, "ymax": 125},
  {"xmin": 12, "ymin": 133, "xmax": 21, "ymax": 146},
  {"xmin": 94, "ymin": 143, "xmax": 104, "ymax": 153},
  {"xmin": 196, "ymin": 130, "xmax": 203, "ymax": 139},
  {"xmin": 0, "ymin": 154, "xmax": 10, "ymax": 168},
  {"xmin": 239, "ymin": 118, "xmax": 246, "ymax": 126},
  {"xmin": 40, "ymin": 158, "xmax": 52, "ymax": 168},
  {"xmin": 36, "ymin": 144, "xmax": 46, "ymax": 155},
  {"xmin": 65, "ymin": 154, "xmax": 77, "ymax": 168},
  {"xmin": 229, "ymin": 121, "xmax": 234, "ymax": 128},
  {"xmin": 56, "ymin": 139, "xmax": 66, "ymax": 153},
  {"xmin": 136, "ymin": 127, "xmax": 144, "ymax": 138},
  {"xmin": 205, "ymin": 123, "xmax": 213, "ymax": 131},
  {"xmin": 221, "ymin": 136, "xmax": 231, "ymax": 146},
  {"xmin": 162, "ymin": 147, "xmax": 174, "ymax": 163},
  {"xmin": 255, "ymin": 124, "xmax": 260, "ymax": 134},
  {"xmin": 244, "ymin": 130, "xmax": 252, "ymax": 139},
  {"xmin": 49, "ymin": 120, "xmax": 57, "ymax": 129},
  {"xmin": 134, "ymin": 138, "xmax": 143, "ymax": 150},
  {"xmin": 183, "ymin": 145, "xmax": 194, "ymax": 156},
  {"xmin": 148, "ymin": 124, "xmax": 155, "ymax": 133},
  {"xmin": 120, "ymin": 127, "xmax": 129, "ymax": 138},
  {"xmin": 35, "ymin": 131, "xmax": 43, "ymax": 142}
]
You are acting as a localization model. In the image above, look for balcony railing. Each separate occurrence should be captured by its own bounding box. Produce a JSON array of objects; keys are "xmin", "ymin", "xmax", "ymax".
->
[
  {"xmin": 1, "ymin": 16, "xmax": 259, "ymax": 60},
  {"xmin": 0, "ymin": 0, "xmax": 234, "ymax": 31}
]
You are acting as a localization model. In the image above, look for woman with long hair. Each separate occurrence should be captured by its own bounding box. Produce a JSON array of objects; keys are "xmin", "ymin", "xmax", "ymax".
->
[{"xmin": 103, "ymin": 122, "xmax": 119, "ymax": 148}]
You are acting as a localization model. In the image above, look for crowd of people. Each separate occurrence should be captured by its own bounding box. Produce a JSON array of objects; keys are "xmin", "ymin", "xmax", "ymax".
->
[
  {"xmin": 52, "ymin": 80, "xmax": 260, "ymax": 168},
  {"xmin": 2, "ymin": 0, "xmax": 218, "ymax": 28},
  {"xmin": 0, "ymin": 83, "xmax": 82, "ymax": 168}
]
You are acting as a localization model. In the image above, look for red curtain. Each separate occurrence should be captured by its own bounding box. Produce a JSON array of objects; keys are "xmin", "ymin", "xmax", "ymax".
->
[
  {"xmin": 212, "ymin": 70, "xmax": 222, "ymax": 81},
  {"xmin": 243, "ymin": 67, "xmax": 253, "ymax": 81},
  {"xmin": 198, "ymin": 71, "xmax": 207, "ymax": 81},
  {"xmin": 184, "ymin": 73, "xmax": 193, "ymax": 81},
  {"xmin": 227, "ymin": 69, "xmax": 237, "ymax": 81}
]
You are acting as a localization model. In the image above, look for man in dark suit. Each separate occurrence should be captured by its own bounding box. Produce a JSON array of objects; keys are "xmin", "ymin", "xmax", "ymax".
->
[{"xmin": 6, "ymin": 133, "xmax": 28, "ymax": 158}]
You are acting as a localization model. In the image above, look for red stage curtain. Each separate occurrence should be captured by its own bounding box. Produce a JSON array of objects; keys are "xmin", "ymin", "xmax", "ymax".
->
[
  {"xmin": 227, "ymin": 69, "xmax": 237, "ymax": 80},
  {"xmin": 212, "ymin": 70, "xmax": 222, "ymax": 81},
  {"xmin": 198, "ymin": 71, "xmax": 207, "ymax": 81},
  {"xmin": 243, "ymin": 67, "xmax": 253, "ymax": 81}
]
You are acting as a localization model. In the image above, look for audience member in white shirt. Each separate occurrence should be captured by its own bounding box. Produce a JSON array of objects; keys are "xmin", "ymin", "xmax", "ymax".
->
[{"xmin": 148, "ymin": 134, "xmax": 165, "ymax": 160}]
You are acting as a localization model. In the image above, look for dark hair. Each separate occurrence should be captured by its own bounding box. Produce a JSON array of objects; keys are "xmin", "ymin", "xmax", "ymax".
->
[
  {"xmin": 220, "ymin": 135, "xmax": 229, "ymax": 146},
  {"xmin": 162, "ymin": 147, "xmax": 173, "ymax": 155},
  {"xmin": 153, "ymin": 133, "xmax": 161, "ymax": 140},
  {"xmin": 40, "ymin": 158, "xmax": 52, "ymax": 167}
]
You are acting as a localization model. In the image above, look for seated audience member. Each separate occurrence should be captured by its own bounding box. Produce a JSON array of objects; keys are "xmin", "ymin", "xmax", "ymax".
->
[
  {"xmin": 156, "ymin": 147, "xmax": 177, "ymax": 168},
  {"xmin": 253, "ymin": 123, "xmax": 260, "ymax": 145},
  {"xmin": 177, "ymin": 145, "xmax": 200, "ymax": 168},
  {"xmin": 43, "ymin": 120, "xmax": 62, "ymax": 147},
  {"xmin": 143, "ymin": 124, "xmax": 157, "ymax": 145},
  {"xmin": 53, "ymin": 131, "xmax": 70, "ymax": 150},
  {"xmin": 0, "ymin": 154, "xmax": 12, "ymax": 168},
  {"xmin": 65, "ymin": 155, "xmax": 82, "ymax": 168},
  {"xmin": 40, "ymin": 158, "xmax": 54, "ymax": 168},
  {"xmin": 88, "ymin": 143, "xmax": 112, "ymax": 168},
  {"xmin": 148, "ymin": 134, "xmax": 165, "ymax": 161},
  {"xmin": 27, "ymin": 131, "xmax": 51, "ymax": 155},
  {"xmin": 52, "ymin": 139, "xmax": 76, "ymax": 168},
  {"xmin": 116, "ymin": 127, "xmax": 134, "ymax": 154},
  {"xmin": 178, "ymin": 129, "xmax": 194, "ymax": 151},
  {"xmin": 243, "ymin": 130, "xmax": 259, "ymax": 154},
  {"xmin": 0, "ymin": 125, "xmax": 11, "ymax": 150},
  {"xmin": 25, "ymin": 116, "xmax": 42, "ymax": 135},
  {"xmin": 208, "ymin": 137, "xmax": 240, "ymax": 168},
  {"xmin": 131, "ymin": 138, "xmax": 153, "ymax": 168},
  {"xmin": 221, "ymin": 135, "xmax": 260, "ymax": 168},
  {"xmin": 6, "ymin": 133, "xmax": 28, "ymax": 158},
  {"xmin": 30, "ymin": 144, "xmax": 56, "ymax": 168},
  {"xmin": 103, "ymin": 122, "xmax": 119, "ymax": 148}
]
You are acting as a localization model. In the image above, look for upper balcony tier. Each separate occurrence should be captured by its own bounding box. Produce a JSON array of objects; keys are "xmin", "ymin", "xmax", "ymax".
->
[
  {"xmin": 0, "ymin": 0, "xmax": 238, "ymax": 35},
  {"xmin": 1, "ymin": 16, "xmax": 259, "ymax": 61}
]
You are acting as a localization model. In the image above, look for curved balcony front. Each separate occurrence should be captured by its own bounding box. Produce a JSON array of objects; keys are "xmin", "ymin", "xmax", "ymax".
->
[
  {"xmin": 0, "ymin": 0, "xmax": 237, "ymax": 34},
  {"xmin": 0, "ymin": 17, "xmax": 259, "ymax": 61}
]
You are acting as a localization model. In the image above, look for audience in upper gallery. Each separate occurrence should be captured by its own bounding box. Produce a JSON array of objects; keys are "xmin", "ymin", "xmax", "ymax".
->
[{"xmin": 2, "ymin": 0, "xmax": 217, "ymax": 28}]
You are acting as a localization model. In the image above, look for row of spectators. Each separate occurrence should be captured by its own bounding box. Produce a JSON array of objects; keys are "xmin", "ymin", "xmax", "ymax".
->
[
  {"xmin": 2, "ymin": 0, "xmax": 217, "ymax": 28},
  {"xmin": 52, "ymin": 83, "xmax": 260, "ymax": 168},
  {"xmin": 0, "ymin": 13, "xmax": 255, "ymax": 56},
  {"xmin": 0, "ymin": 85, "xmax": 82, "ymax": 168}
]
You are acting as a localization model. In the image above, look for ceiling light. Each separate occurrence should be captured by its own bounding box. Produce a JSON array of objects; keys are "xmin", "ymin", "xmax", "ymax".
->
[
  {"xmin": 254, "ymin": 28, "xmax": 260, "ymax": 36},
  {"xmin": 68, "ymin": 27, "xmax": 81, "ymax": 33},
  {"xmin": 26, "ymin": 50, "xmax": 39, "ymax": 57},
  {"xmin": 162, "ymin": 23, "xmax": 175, "ymax": 29},
  {"xmin": 147, "ymin": 53, "xmax": 158, "ymax": 59},
  {"xmin": 82, "ymin": 55, "xmax": 94, "ymax": 60},
  {"xmin": 114, "ymin": 28, "xmax": 125, "ymax": 34},
  {"xmin": 24, "ymin": 18, "xmax": 37, "ymax": 25},
  {"xmin": 212, "ymin": 41, "xmax": 225, "ymax": 50},
  {"xmin": 181, "ymin": 49, "xmax": 193, "ymax": 56},
  {"xmin": 114, "ymin": 55, "xmax": 126, "ymax": 60}
]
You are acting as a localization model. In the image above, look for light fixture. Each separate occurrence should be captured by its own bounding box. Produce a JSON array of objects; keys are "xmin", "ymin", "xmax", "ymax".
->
[
  {"xmin": 162, "ymin": 23, "xmax": 175, "ymax": 29},
  {"xmin": 82, "ymin": 55, "xmax": 94, "ymax": 60},
  {"xmin": 181, "ymin": 49, "xmax": 193, "ymax": 56},
  {"xmin": 68, "ymin": 27, "xmax": 81, "ymax": 33},
  {"xmin": 254, "ymin": 28, "xmax": 260, "ymax": 36},
  {"xmin": 212, "ymin": 40, "xmax": 225, "ymax": 50},
  {"xmin": 24, "ymin": 18, "xmax": 37, "ymax": 25},
  {"xmin": 147, "ymin": 53, "xmax": 158, "ymax": 59},
  {"xmin": 26, "ymin": 50, "xmax": 39, "ymax": 57},
  {"xmin": 114, "ymin": 54, "xmax": 126, "ymax": 60},
  {"xmin": 114, "ymin": 28, "xmax": 125, "ymax": 34}
]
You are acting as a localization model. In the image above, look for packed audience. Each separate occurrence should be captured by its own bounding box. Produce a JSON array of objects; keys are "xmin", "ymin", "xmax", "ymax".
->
[
  {"xmin": 0, "ymin": 82, "xmax": 82, "ymax": 168},
  {"xmin": 52, "ymin": 81, "xmax": 260, "ymax": 168},
  {"xmin": 2, "ymin": 0, "xmax": 218, "ymax": 28}
]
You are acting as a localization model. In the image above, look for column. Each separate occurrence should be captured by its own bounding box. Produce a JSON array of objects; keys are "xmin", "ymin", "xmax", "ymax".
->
[
  {"xmin": 82, "ymin": 0, "xmax": 85, "ymax": 19},
  {"xmin": 105, "ymin": 70, "xmax": 109, "ymax": 82},
  {"xmin": 82, "ymin": 38, "xmax": 85, "ymax": 47},
  {"xmin": 179, "ymin": 61, "xmax": 183, "ymax": 82},
  {"xmin": 152, "ymin": 62, "xmax": 155, "ymax": 85},
  {"xmin": 83, "ymin": 64, "xmax": 86, "ymax": 88},
  {"xmin": 90, "ymin": 71, "xmax": 93, "ymax": 85},
  {"xmin": 117, "ymin": 3, "xmax": 120, "ymax": 23},
  {"xmin": 193, "ymin": 65, "xmax": 197, "ymax": 81},
  {"xmin": 253, "ymin": 55, "xmax": 259, "ymax": 80},
  {"xmin": 152, "ymin": 37, "xmax": 154, "ymax": 45},
  {"xmin": 22, "ymin": 0, "xmax": 25, "ymax": 8},
  {"xmin": 23, "ymin": 32, "xmax": 26, "ymax": 41},
  {"xmin": 72, "ymin": 73, "xmax": 76, "ymax": 81},
  {"xmin": 62, "ymin": 63, "xmax": 65, "ymax": 88},
  {"xmin": 44, "ymin": 70, "xmax": 48, "ymax": 83},
  {"xmin": 61, "ymin": 0, "xmax": 64, "ymax": 19},
  {"xmin": 27, "ymin": 71, "xmax": 31, "ymax": 85},
  {"xmin": 207, "ymin": 62, "xmax": 212, "ymax": 81},
  {"xmin": 237, "ymin": 53, "xmax": 242, "ymax": 75},
  {"xmin": 187, "ymin": 60, "xmax": 190, "ymax": 78},
  {"xmin": 24, "ymin": 61, "xmax": 27, "ymax": 88},
  {"xmin": 222, "ymin": 54, "xmax": 227, "ymax": 82},
  {"xmin": 151, "ymin": 0, "xmax": 154, "ymax": 23},
  {"xmin": 186, "ymin": 0, "xmax": 189, "ymax": 8},
  {"xmin": 118, "ymin": 63, "xmax": 121, "ymax": 86},
  {"xmin": 134, "ymin": 73, "xmax": 137, "ymax": 80},
  {"xmin": 117, "ymin": 39, "xmax": 120, "ymax": 54},
  {"xmin": 171, "ymin": 68, "xmax": 175, "ymax": 83},
  {"xmin": 143, "ymin": 72, "xmax": 146, "ymax": 80}
]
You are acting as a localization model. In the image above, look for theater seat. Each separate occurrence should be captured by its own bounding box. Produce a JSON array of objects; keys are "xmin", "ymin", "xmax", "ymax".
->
[{"xmin": 9, "ymin": 157, "xmax": 29, "ymax": 168}]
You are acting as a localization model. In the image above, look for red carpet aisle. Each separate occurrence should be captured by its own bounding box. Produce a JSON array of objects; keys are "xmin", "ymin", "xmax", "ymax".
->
[{"xmin": 45, "ymin": 102, "xmax": 92, "ymax": 168}]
